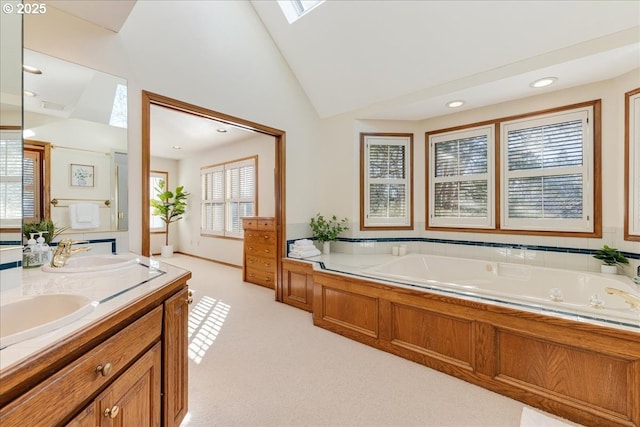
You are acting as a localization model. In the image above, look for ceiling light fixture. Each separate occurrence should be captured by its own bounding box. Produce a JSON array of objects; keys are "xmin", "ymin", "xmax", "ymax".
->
[
  {"xmin": 447, "ymin": 100, "xmax": 465, "ymax": 108},
  {"xmin": 216, "ymin": 128, "xmax": 228, "ymax": 133},
  {"xmin": 23, "ymin": 65, "xmax": 42, "ymax": 74},
  {"xmin": 23, "ymin": 90, "xmax": 37, "ymax": 97},
  {"xmin": 530, "ymin": 77, "xmax": 557, "ymax": 88},
  {"xmin": 172, "ymin": 145, "xmax": 182, "ymax": 150}
]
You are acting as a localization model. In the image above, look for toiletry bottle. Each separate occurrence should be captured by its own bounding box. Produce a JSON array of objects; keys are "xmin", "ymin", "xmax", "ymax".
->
[
  {"xmin": 25, "ymin": 233, "xmax": 37, "ymax": 267},
  {"xmin": 37, "ymin": 232, "xmax": 50, "ymax": 263}
]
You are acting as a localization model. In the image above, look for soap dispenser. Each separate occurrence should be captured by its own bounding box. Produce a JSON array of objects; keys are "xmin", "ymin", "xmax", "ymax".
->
[
  {"xmin": 36, "ymin": 232, "xmax": 50, "ymax": 263},
  {"xmin": 23, "ymin": 233, "xmax": 37, "ymax": 267}
]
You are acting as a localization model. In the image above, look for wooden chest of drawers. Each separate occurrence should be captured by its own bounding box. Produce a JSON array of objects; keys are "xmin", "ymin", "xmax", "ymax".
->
[{"xmin": 242, "ymin": 217, "xmax": 276, "ymax": 289}]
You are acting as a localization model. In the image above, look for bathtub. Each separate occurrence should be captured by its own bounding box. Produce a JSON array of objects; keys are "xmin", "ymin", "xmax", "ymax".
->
[{"xmin": 361, "ymin": 253, "xmax": 640, "ymax": 328}]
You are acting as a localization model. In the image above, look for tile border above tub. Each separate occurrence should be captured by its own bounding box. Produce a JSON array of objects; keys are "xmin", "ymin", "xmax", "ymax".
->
[{"xmin": 288, "ymin": 237, "xmax": 640, "ymax": 260}]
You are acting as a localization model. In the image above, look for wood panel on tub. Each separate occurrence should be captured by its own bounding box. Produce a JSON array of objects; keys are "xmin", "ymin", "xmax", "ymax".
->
[{"xmin": 311, "ymin": 270, "xmax": 640, "ymax": 427}]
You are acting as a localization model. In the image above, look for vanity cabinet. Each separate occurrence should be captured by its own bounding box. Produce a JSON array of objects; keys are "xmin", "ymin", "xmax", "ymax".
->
[
  {"xmin": 243, "ymin": 217, "xmax": 277, "ymax": 289},
  {"xmin": 282, "ymin": 259, "xmax": 314, "ymax": 312},
  {"xmin": 0, "ymin": 273, "xmax": 191, "ymax": 427}
]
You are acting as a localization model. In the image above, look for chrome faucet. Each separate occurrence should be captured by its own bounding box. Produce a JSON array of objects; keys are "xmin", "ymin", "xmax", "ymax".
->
[
  {"xmin": 50, "ymin": 238, "xmax": 91, "ymax": 268},
  {"xmin": 605, "ymin": 287, "xmax": 640, "ymax": 310}
]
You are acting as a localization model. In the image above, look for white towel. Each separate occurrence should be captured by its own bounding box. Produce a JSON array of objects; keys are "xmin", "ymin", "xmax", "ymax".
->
[
  {"xmin": 69, "ymin": 203, "xmax": 100, "ymax": 229},
  {"xmin": 294, "ymin": 239, "xmax": 315, "ymax": 247},
  {"xmin": 289, "ymin": 247, "xmax": 321, "ymax": 258}
]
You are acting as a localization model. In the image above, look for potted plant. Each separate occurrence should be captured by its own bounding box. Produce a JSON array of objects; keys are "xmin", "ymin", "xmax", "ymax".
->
[
  {"xmin": 309, "ymin": 213, "xmax": 349, "ymax": 254},
  {"xmin": 23, "ymin": 219, "xmax": 68, "ymax": 245},
  {"xmin": 593, "ymin": 245, "xmax": 629, "ymax": 274},
  {"xmin": 150, "ymin": 180, "xmax": 190, "ymax": 257}
]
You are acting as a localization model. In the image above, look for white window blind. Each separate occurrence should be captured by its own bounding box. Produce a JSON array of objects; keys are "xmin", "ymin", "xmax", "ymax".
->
[
  {"xmin": 0, "ymin": 133, "xmax": 22, "ymax": 227},
  {"xmin": 428, "ymin": 126, "xmax": 494, "ymax": 228},
  {"xmin": 501, "ymin": 107, "xmax": 593, "ymax": 232},
  {"xmin": 362, "ymin": 135, "xmax": 412, "ymax": 228},
  {"xmin": 201, "ymin": 157, "xmax": 255, "ymax": 238}
]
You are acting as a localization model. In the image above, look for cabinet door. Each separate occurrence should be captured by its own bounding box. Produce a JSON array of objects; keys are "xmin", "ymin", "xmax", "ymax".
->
[
  {"xmin": 97, "ymin": 342, "xmax": 162, "ymax": 427},
  {"xmin": 163, "ymin": 287, "xmax": 189, "ymax": 427}
]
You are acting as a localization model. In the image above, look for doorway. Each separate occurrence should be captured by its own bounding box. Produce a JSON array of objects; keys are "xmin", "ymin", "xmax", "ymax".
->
[{"xmin": 141, "ymin": 91, "xmax": 286, "ymax": 300}]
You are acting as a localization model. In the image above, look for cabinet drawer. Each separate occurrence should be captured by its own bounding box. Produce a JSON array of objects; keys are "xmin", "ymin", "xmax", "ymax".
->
[
  {"xmin": 245, "ymin": 268, "xmax": 275, "ymax": 288},
  {"xmin": 245, "ymin": 242, "xmax": 276, "ymax": 259},
  {"xmin": 0, "ymin": 307, "xmax": 163, "ymax": 426},
  {"xmin": 245, "ymin": 255, "xmax": 276, "ymax": 271},
  {"xmin": 242, "ymin": 217, "xmax": 275, "ymax": 231},
  {"xmin": 244, "ymin": 230, "xmax": 276, "ymax": 245}
]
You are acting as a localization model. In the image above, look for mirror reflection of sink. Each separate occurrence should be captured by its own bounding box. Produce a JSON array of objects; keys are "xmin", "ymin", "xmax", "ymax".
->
[
  {"xmin": 41, "ymin": 254, "xmax": 140, "ymax": 273},
  {"xmin": 0, "ymin": 294, "xmax": 97, "ymax": 349}
]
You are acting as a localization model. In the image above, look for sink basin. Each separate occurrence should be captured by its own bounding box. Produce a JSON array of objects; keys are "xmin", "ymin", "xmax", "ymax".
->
[
  {"xmin": 0, "ymin": 294, "xmax": 97, "ymax": 349},
  {"xmin": 41, "ymin": 254, "xmax": 140, "ymax": 273}
]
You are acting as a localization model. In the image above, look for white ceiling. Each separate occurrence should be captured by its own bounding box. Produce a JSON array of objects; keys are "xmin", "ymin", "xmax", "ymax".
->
[{"xmin": 31, "ymin": 1, "xmax": 640, "ymax": 124}]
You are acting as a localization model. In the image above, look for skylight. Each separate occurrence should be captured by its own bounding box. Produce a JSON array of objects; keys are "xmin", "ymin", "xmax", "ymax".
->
[
  {"xmin": 109, "ymin": 83, "xmax": 128, "ymax": 128},
  {"xmin": 278, "ymin": 0, "xmax": 324, "ymax": 24}
]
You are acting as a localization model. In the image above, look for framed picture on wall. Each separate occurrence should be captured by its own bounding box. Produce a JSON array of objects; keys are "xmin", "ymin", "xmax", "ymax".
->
[{"xmin": 70, "ymin": 164, "xmax": 94, "ymax": 187}]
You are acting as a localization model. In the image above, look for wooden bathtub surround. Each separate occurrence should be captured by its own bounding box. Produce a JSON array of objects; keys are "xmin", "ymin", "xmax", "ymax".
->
[
  {"xmin": 312, "ymin": 270, "xmax": 640, "ymax": 427},
  {"xmin": 282, "ymin": 258, "xmax": 315, "ymax": 312},
  {"xmin": 0, "ymin": 271, "xmax": 191, "ymax": 427}
]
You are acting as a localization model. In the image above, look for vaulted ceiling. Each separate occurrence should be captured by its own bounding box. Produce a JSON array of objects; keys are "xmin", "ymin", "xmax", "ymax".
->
[{"xmin": 36, "ymin": 1, "xmax": 640, "ymax": 123}]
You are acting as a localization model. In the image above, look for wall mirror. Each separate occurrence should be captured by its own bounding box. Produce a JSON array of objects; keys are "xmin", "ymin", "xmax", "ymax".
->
[{"xmin": 22, "ymin": 49, "xmax": 128, "ymax": 234}]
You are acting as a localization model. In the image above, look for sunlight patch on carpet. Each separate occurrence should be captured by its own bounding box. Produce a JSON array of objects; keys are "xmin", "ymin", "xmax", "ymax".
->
[{"xmin": 188, "ymin": 295, "xmax": 230, "ymax": 364}]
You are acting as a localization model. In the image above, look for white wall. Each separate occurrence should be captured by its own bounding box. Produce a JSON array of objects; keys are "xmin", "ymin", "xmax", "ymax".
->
[
  {"xmin": 175, "ymin": 133, "xmax": 274, "ymax": 266},
  {"xmin": 24, "ymin": 1, "xmax": 322, "ymax": 255},
  {"xmin": 22, "ymin": 3, "xmax": 639, "ymax": 268}
]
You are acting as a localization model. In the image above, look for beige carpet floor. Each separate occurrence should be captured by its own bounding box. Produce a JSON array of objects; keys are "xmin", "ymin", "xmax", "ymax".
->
[{"xmin": 162, "ymin": 254, "xmax": 582, "ymax": 427}]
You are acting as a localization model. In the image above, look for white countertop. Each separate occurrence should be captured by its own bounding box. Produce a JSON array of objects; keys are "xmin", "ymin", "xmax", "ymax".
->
[{"xmin": 0, "ymin": 254, "xmax": 190, "ymax": 371}]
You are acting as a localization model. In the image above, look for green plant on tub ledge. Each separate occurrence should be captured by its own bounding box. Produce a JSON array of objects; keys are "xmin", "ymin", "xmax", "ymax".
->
[
  {"xmin": 23, "ymin": 219, "xmax": 68, "ymax": 245},
  {"xmin": 593, "ymin": 245, "xmax": 629, "ymax": 274},
  {"xmin": 309, "ymin": 213, "xmax": 349, "ymax": 255}
]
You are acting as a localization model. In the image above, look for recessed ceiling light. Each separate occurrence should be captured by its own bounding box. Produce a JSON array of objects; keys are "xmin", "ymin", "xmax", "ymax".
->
[
  {"xmin": 447, "ymin": 100, "xmax": 465, "ymax": 108},
  {"xmin": 216, "ymin": 128, "xmax": 228, "ymax": 133},
  {"xmin": 23, "ymin": 90, "xmax": 37, "ymax": 97},
  {"xmin": 23, "ymin": 65, "xmax": 42, "ymax": 74},
  {"xmin": 172, "ymin": 145, "xmax": 182, "ymax": 150},
  {"xmin": 530, "ymin": 77, "xmax": 557, "ymax": 88}
]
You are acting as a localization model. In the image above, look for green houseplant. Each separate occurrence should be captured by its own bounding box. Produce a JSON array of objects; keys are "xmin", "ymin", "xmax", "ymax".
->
[
  {"xmin": 593, "ymin": 245, "xmax": 629, "ymax": 274},
  {"xmin": 309, "ymin": 213, "xmax": 349, "ymax": 254},
  {"xmin": 150, "ymin": 180, "xmax": 190, "ymax": 257},
  {"xmin": 23, "ymin": 219, "xmax": 68, "ymax": 245}
]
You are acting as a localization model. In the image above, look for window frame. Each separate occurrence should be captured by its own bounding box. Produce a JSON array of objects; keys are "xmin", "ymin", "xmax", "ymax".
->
[
  {"xmin": 424, "ymin": 100, "xmax": 601, "ymax": 237},
  {"xmin": 149, "ymin": 170, "xmax": 169, "ymax": 233},
  {"xmin": 200, "ymin": 156, "xmax": 257, "ymax": 239},
  {"xmin": 360, "ymin": 133, "xmax": 414, "ymax": 230},
  {"xmin": 625, "ymin": 87, "xmax": 640, "ymax": 241},
  {"xmin": 427, "ymin": 124, "xmax": 495, "ymax": 229},
  {"xmin": 500, "ymin": 105, "xmax": 595, "ymax": 233}
]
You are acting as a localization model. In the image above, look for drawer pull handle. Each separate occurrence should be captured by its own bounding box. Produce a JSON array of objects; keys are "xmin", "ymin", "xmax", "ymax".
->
[
  {"xmin": 96, "ymin": 363, "xmax": 113, "ymax": 377},
  {"xmin": 264, "ymin": 249, "xmax": 271, "ymax": 254},
  {"xmin": 186, "ymin": 297, "xmax": 194, "ymax": 305},
  {"xmin": 104, "ymin": 405, "xmax": 120, "ymax": 419},
  {"xmin": 264, "ymin": 235, "xmax": 270, "ymax": 239}
]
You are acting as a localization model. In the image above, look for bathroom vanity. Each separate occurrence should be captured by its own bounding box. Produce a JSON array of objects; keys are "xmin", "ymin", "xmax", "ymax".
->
[{"xmin": 0, "ymin": 258, "xmax": 191, "ymax": 427}]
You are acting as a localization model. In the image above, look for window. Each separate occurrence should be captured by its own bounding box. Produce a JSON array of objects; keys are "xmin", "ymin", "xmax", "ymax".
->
[
  {"xmin": 625, "ymin": 88, "xmax": 640, "ymax": 240},
  {"xmin": 201, "ymin": 157, "xmax": 256, "ymax": 238},
  {"xmin": 361, "ymin": 133, "xmax": 413, "ymax": 229},
  {"xmin": 427, "ymin": 125, "xmax": 495, "ymax": 229},
  {"xmin": 150, "ymin": 171, "xmax": 168, "ymax": 232},
  {"xmin": 501, "ymin": 106, "xmax": 594, "ymax": 233},
  {"xmin": 109, "ymin": 83, "xmax": 128, "ymax": 129},
  {"xmin": 278, "ymin": 0, "xmax": 325, "ymax": 24},
  {"xmin": 0, "ymin": 131, "xmax": 22, "ymax": 228}
]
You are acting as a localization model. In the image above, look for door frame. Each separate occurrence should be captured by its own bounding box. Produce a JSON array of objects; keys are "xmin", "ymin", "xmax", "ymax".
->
[{"xmin": 141, "ymin": 90, "xmax": 286, "ymax": 301}]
